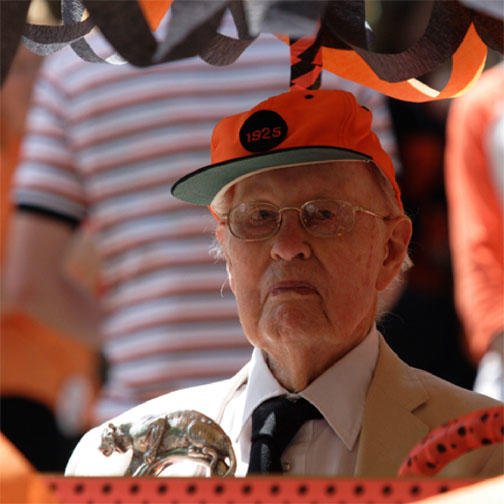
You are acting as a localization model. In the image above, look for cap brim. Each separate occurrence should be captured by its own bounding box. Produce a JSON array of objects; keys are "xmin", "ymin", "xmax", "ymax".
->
[{"xmin": 171, "ymin": 146, "xmax": 371, "ymax": 206}]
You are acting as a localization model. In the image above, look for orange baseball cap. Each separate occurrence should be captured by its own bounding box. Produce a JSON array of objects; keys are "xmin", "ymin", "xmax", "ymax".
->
[{"xmin": 171, "ymin": 89, "xmax": 402, "ymax": 209}]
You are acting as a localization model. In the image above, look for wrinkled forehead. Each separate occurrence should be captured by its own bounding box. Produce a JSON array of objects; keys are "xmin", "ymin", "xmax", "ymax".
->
[{"xmin": 213, "ymin": 161, "xmax": 382, "ymax": 212}]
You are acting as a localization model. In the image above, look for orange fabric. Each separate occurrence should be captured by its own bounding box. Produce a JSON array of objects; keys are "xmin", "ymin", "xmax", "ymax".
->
[
  {"xmin": 138, "ymin": 0, "xmax": 173, "ymax": 30},
  {"xmin": 0, "ymin": 434, "xmax": 58, "ymax": 503},
  {"xmin": 0, "ymin": 311, "xmax": 100, "ymax": 426},
  {"xmin": 211, "ymin": 89, "xmax": 401, "ymax": 207},
  {"xmin": 445, "ymin": 64, "xmax": 504, "ymax": 362}
]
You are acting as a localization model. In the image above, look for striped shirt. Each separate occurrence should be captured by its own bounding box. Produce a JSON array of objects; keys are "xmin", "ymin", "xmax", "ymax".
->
[{"xmin": 13, "ymin": 25, "xmax": 399, "ymax": 423}]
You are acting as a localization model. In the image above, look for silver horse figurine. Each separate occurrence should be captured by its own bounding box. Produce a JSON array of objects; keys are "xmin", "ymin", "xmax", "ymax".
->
[{"xmin": 99, "ymin": 410, "xmax": 236, "ymax": 477}]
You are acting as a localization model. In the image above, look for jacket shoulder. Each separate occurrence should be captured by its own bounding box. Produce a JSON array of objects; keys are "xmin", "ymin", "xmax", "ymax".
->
[
  {"xmin": 376, "ymin": 336, "xmax": 502, "ymax": 421},
  {"xmin": 412, "ymin": 366, "xmax": 502, "ymax": 421}
]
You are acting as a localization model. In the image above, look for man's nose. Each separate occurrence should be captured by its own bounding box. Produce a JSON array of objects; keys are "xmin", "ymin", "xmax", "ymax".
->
[{"xmin": 270, "ymin": 209, "xmax": 312, "ymax": 261}]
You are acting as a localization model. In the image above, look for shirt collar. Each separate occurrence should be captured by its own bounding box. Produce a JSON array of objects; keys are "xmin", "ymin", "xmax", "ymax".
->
[{"xmin": 238, "ymin": 325, "xmax": 380, "ymax": 451}]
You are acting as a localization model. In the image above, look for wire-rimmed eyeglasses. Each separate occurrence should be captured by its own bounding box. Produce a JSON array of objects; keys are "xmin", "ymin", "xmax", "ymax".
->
[{"xmin": 220, "ymin": 199, "xmax": 390, "ymax": 241}]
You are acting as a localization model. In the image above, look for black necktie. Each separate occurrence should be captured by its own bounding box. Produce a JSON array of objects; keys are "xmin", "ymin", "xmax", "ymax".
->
[{"xmin": 247, "ymin": 395, "xmax": 322, "ymax": 474}]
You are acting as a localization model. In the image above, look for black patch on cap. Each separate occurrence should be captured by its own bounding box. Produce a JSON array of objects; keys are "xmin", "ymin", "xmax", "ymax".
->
[{"xmin": 239, "ymin": 110, "xmax": 287, "ymax": 153}]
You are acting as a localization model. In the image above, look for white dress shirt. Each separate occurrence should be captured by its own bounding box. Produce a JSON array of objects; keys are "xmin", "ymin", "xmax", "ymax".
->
[{"xmin": 218, "ymin": 326, "xmax": 379, "ymax": 476}]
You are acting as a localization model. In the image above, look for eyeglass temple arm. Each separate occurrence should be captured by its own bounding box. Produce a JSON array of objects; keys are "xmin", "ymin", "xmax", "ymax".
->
[
  {"xmin": 208, "ymin": 206, "xmax": 225, "ymax": 223},
  {"xmin": 356, "ymin": 206, "xmax": 394, "ymax": 220}
]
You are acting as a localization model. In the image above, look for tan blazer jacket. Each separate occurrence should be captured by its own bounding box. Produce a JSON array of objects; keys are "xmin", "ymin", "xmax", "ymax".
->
[{"xmin": 66, "ymin": 337, "xmax": 503, "ymax": 478}]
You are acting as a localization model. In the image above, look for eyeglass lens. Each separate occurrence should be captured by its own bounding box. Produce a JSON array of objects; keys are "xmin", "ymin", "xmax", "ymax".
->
[{"xmin": 229, "ymin": 200, "xmax": 356, "ymax": 240}]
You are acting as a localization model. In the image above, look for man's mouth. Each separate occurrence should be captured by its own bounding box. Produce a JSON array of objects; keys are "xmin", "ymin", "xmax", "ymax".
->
[{"xmin": 269, "ymin": 281, "xmax": 318, "ymax": 297}]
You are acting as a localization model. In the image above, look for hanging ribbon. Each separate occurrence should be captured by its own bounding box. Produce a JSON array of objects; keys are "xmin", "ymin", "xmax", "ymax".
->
[{"xmin": 289, "ymin": 31, "xmax": 323, "ymax": 90}]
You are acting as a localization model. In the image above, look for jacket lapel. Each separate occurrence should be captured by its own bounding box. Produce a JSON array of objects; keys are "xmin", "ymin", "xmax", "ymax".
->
[{"xmin": 354, "ymin": 337, "xmax": 430, "ymax": 477}]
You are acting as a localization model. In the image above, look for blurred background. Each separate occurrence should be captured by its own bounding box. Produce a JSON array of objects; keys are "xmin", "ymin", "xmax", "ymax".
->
[{"xmin": 1, "ymin": 0, "xmax": 502, "ymax": 475}]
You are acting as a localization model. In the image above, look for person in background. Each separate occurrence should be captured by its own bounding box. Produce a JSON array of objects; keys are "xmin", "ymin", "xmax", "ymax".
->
[
  {"xmin": 445, "ymin": 63, "xmax": 504, "ymax": 401},
  {"xmin": 1, "ymin": 37, "xmax": 102, "ymax": 471},
  {"xmin": 3, "ymin": 9, "xmax": 401, "ymax": 454},
  {"xmin": 380, "ymin": 91, "xmax": 477, "ymax": 391},
  {"xmin": 66, "ymin": 89, "xmax": 502, "ymax": 478}
]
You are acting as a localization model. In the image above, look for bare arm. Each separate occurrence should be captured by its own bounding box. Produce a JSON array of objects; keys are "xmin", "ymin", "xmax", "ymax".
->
[{"xmin": 2, "ymin": 210, "xmax": 102, "ymax": 350}]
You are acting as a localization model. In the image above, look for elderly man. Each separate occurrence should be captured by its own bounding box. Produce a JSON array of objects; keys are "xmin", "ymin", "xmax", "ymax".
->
[{"xmin": 66, "ymin": 90, "xmax": 503, "ymax": 478}]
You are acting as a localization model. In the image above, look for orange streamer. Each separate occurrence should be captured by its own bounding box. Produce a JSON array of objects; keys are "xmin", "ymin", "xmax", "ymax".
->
[
  {"xmin": 321, "ymin": 23, "xmax": 487, "ymax": 102},
  {"xmin": 138, "ymin": 0, "xmax": 173, "ymax": 31},
  {"xmin": 279, "ymin": 23, "xmax": 487, "ymax": 102}
]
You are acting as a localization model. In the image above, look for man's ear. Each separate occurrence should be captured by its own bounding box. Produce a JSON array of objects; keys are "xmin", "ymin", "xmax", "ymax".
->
[
  {"xmin": 216, "ymin": 225, "xmax": 235, "ymax": 293},
  {"xmin": 226, "ymin": 261, "xmax": 235, "ymax": 294},
  {"xmin": 375, "ymin": 216, "xmax": 412, "ymax": 291}
]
